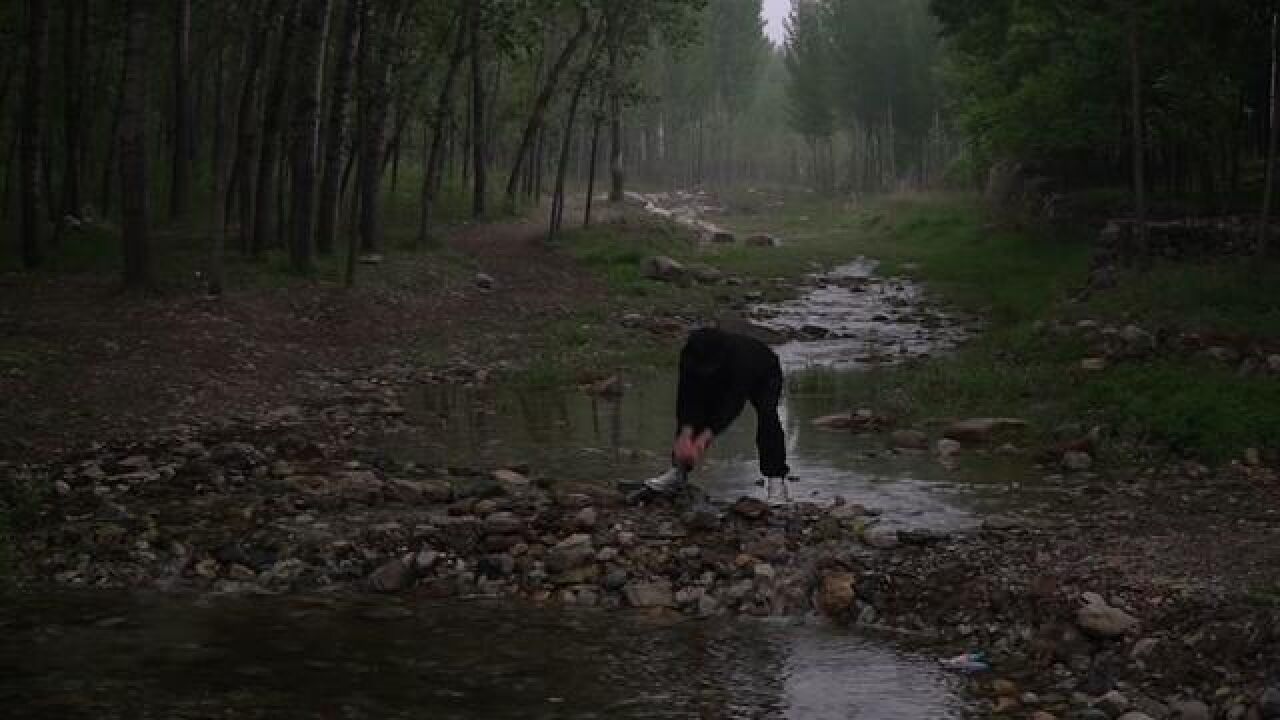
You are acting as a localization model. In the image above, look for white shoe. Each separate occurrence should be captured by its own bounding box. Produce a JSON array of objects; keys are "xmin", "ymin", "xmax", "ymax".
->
[
  {"xmin": 644, "ymin": 467, "xmax": 689, "ymax": 495},
  {"xmin": 764, "ymin": 476, "xmax": 791, "ymax": 505}
]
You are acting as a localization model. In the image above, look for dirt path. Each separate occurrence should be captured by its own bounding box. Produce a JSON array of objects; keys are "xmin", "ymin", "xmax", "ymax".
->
[{"xmin": 0, "ymin": 220, "xmax": 603, "ymax": 464}]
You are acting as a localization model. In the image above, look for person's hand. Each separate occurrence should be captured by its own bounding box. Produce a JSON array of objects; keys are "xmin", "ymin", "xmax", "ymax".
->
[{"xmin": 673, "ymin": 428, "xmax": 713, "ymax": 469}]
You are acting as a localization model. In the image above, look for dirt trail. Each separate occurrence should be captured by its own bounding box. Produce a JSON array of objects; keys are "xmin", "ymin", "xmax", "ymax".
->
[{"xmin": 0, "ymin": 220, "xmax": 601, "ymax": 463}]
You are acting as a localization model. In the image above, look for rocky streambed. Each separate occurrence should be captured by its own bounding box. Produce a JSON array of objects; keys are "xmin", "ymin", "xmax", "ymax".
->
[{"xmin": 5, "ymin": 235, "xmax": 1280, "ymax": 719}]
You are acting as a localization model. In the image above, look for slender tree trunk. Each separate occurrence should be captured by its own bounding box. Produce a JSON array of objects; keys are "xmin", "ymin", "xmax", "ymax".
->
[
  {"xmin": 1128, "ymin": 2, "xmax": 1148, "ymax": 258},
  {"xmin": 252, "ymin": 0, "xmax": 301, "ymax": 257},
  {"xmin": 503, "ymin": 9, "xmax": 590, "ymax": 207},
  {"xmin": 228, "ymin": 1, "xmax": 280, "ymax": 253},
  {"xmin": 61, "ymin": 0, "xmax": 87, "ymax": 218},
  {"xmin": 1261, "ymin": 11, "xmax": 1280, "ymax": 255},
  {"xmin": 418, "ymin": 9, "xmax": 468, "ymax": 246},
  {"xmin": 584, "ymin": 88, "xmax": 605, "ymax": 227},
  {"xmin": 607, "ymin": 42, "xmax": 625, "ymax": 203},
  {"xmin": 356, "ymin": 0, "xmax": 396, "ymax": 256},
  {"xmin": 120, "ymin": 0, "xmax": 153, "ymax": 290},
  {"xmin": 19, "ymin": 0, "xmax": 50, "ymax": 269},
  {"xmin": 550, "ymin": 26, "xmax": 605, "ymax": 242},
  {"xmin": 288, "ymin": 0, "xmax": 333, "ymax": 274},
  {"xmin": 469, "ymin": 4, "xmax": 487, "ymax": 219},
  {"xmin": 170, "ymin": 0, "xmax": 193, "ymax": 219},
  {"xmin": 316, "ymin": 0, "xmax": 361, "ymax": 256},
  {"xmin": 211, "ymin": 44, "xmax": 227, "ymax": 213}
]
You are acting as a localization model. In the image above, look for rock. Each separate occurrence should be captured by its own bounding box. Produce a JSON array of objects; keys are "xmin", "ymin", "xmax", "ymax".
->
[
  {"xmin": 1169, "ymin": 700, "xmax": 1211, "ymax": 720},
  {"xmin": 709, "ymin": 229, "xmax": 736, "ymax": 244},
  {"xmin": 1117, "ymin": 714, "xmax": 1154, "ymax": 720},
  {"xmin": 943, "ymin": 418, "xmax": 1029, "ymax": 443},
  {"xmin": 1244, "ymin": 448, "xmax": 1262, "ymax": 466},
  {"xmin": 602, "ymin": 568, "xmax": 629, "ymax": 591},
  {"xmin": 1268, "ymin": 355, "xmax": 1280, "ymax": 374},
  {"xmin": 993, "ymin": 679, "xmax": 1018, "ymax": 697},
  {"xmin": 474, "ymin": 272, "xmax": 496, "ymax": 290},
  {"xmin": 1077, "ymin": 593, "xmax": 1138, "ymax": 638},
  {"xmin": 683, "ymin": 503, "xmax": 722, "ymax": 531},
  {"xmin": 813, "ymin": 413, "xmax": 854, "ymax": 430},
  {"xmin": 640, "ymin": 255, "xmax": 687, "ymax": 283},
  {"xmin": 696, "ymin": 593, "xmax": 721, "ymax": 617},
  {"xmin": 890, "ymin": 429, "xmax": 929, "ymax": 451},
  {"xmin": 1260, "ymin": 686, "xmax": 1280, "ymax": 719},
  {"xmin": 1129, "ymin": 637, "xmax": 1158, "ymax": 659},
  {"xmin": 623, "ymin": 581, "xmax": 675, "ymax": 608},
  {"xmin": 1032, "ymin": 712, "xmax": 1059, "ymax": 720},
  {"xmin": 937, "ymin": 438, "xmax": 962, "ymax": 457},
  {"xmin": 585, "ymin": 376, "xmax": 624, "ymax": 398},
  {"xmin": 368, "ymin": 558, "xmax": 411, "ymax": 593},
  {"xmin": 1118, "ymin": 325, "xmax": 1156, "ymax": 356},
  {"xmin": 575, "ymin": 507, "xmax": 598, "ymax": 530},
  {"xmin": 490, "ymin": 468, "xmax": 530, "ymax": 493},
  {"xmin": 413, "ymin": 549, "xmax": 440, "ymax": 573},
  {"xmin": 861, "ymin": 526, "xmax": 900, "ymax": 549},
  {"xmin": 54, "ymin": 480, "xmax": 72, "ymax": 496},
  {"xmin": 731, "ymin": 496, "xmax": 769, "ymax": 520},
  {"xmin": 815, "ymin": 572, "xmax": 857, "ymax": 617},
  {"xmin": 688, "ymin": 264, "xmax": 725, "ymax": 284},
  {"xmin": 1062, "ymin": 451, "xmax": 1094, "ymax": 472},
  {"xmin": 483, "ymin": 511, "xmax": 525, "ymax": 536},
  {"xmin": 1098, "ymin": 690, "xmax": 1132, "ymax": 716},
  {"xmin": 1081, "ymin": 358, "xmax": 1108, "ymax": 371},
  {"xmin": 358, "ymin": 253, "xmax": 384, "ymax": 265},
  {"xmin": 753, "ymin": 563, "xmax": 776, "ymax": 581},
  {"xmin": 546, "ymin": 534, "xmax": 595, "ymax": 573},
  {"xmin": 745, "ymin": 233, "xmax": 780, "ymax": 247}
]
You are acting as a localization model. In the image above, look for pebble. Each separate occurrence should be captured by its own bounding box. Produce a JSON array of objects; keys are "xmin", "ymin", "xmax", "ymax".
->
[
  {"xmin": 1169, "ymin": 700, "xmax": 1211, "ymax": 720},
  {"xmin": 1077, "ymin": 593, "xmax": 1137, "ymax": 638}
]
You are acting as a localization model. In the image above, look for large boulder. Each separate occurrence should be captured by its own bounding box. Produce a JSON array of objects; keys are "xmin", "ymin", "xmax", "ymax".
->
[
  {"xmin": 1076, "ymin": 592, "xmax": 1138, "ymax": 638},
  {"xmin": 640, "ymin": 255, "xmax": 687, "ymax": 283},
  {"xmin": 943, "ymin": 418, "xmax": 1028, "ymax": 443}
]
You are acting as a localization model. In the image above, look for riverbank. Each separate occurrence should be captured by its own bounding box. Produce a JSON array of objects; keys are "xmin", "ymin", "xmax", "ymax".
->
[{"xmin": 5, "ymin": 191, "xmax": 1280, "ymax": 719}]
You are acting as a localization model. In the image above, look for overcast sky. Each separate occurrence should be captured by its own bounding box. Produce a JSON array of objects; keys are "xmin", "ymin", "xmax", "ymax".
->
[{"xmin": 763, "ymin": 0, "xmax": 789, "ymax": 45}]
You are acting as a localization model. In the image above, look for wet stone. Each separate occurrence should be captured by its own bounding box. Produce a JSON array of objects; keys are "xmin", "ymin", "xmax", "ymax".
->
[
  {"xmin": 623, "ymin": 581, "xmax": 675, "ymax": 608},
  {"xmin": 368, "ymin": 558, "xmax": 411, "ymax": 594}
]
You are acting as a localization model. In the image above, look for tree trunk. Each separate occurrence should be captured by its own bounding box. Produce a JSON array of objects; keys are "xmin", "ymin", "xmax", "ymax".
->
[
  {"xmin": 61, "ymin": 0, "xmax": 87, "ymax": 219},
  {"xmin": 288, "ymin": 0, "xmax": 332, "ymax": 274},
  {"xmin": 170, "ymin": 0, "xmax": 193, "ymax": 220},
  {"xmin": 252, "ymin": 0, "xmax": 301, "ymax": 257},
  {"xmin": 316, "ymin": 0, "xmax": 361, "ymax": 256},
  {"xmin": 228, "ymin": 1, "xmax": 280, "ymax": 253},
  {"xmin": 19, "ymin": 0, "xmax": 49, "ymax": 269},
  {"xmin": 1261, "ymin": 11, "xmax": 1279, "ymax": 255},
  {"xmin": 417, "ymin": 8, "xmax": 468, "ymax": 246},
  {"xmin": 1128, "ymin": 2, "xmax": 1148, "ymax": 259},
  {"xmin": 469, "ymin": 4, "xmax": 487, "ymax": 219},
  {"xmin": 607, "ymin": 42, "xmax": 625, "ymax": 203},
  {"xmin": 550, "ymin": 25, "xmax": 605, "ymax": 242},
  {"xmin": 120, "ymin": 0, "xmax": 153, "ymax": 290},
  {"xmin": 356, "ymin": 0, "xmax": 396, "ymax": 256},
  {"xmin": 584, "ymin": 87, "xmax": 605, "ymax": 227},
  {"xmin": 503, "ymin": 9, "xmax": 590, "ymax": 207}
]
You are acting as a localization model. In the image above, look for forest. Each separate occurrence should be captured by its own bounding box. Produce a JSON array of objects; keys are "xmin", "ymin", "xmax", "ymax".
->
[{"xmin": 3, "ymin": 1, "xmax": 1280, "ymax": 719}]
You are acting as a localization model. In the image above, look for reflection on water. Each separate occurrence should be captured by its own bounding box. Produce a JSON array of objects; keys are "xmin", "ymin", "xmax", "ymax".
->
[
  {"xmin": 386, "ymin": 371, "xmax": 1030, "ymax": 531},
  {"xmin": 0, "ymin": 592, "xmax": 966, "ymax": 719}
]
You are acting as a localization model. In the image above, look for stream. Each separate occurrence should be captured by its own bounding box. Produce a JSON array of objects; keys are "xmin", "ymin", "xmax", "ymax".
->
[{"xmin": 2, "ymin": 257, "xmax": 1016, "ymax": 719}]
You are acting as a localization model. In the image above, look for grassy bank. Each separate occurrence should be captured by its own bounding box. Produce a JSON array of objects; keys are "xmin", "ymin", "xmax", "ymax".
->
[{"xmin": 720, "ymin": 193, "xmax": 1280, "ymax": 463}]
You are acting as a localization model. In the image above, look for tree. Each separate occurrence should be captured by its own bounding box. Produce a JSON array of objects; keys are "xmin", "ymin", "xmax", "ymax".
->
[
  {"xmin": 252, "ymin": 0, "xmax": 302, "ymax": 257},
  {"xmin": 19, "ymin": 0, "xmax": 49, "ymax": 269},
  {"xmin": 469, "ymin": 1, "xmax": 488, "ymax": 218},
  {"xmin": 418, "ymin": 3, "xmax": 469, "ymax": 246},
  {"xmin": 119, "ymin": 0, "xmax": 153, "ymax": 290},
  {"xmin": 316, "ymin": 0, "xmax": 362, "ymax": 257},
  {"xmin": 1262, "ymin": 10, "xmax": 1279, "ymax": 255},
  {"xmin": 288, "ymin": 0, "xmax": 333, "ymax": 274},
  {"xmin": 504, "ymin": 6, "xmax": 592, "ymax": 208},
  {"xmin": 1127, "ymin": 1, "xmax": 1148, "ymax": 257},
  {"xmin": 170, "ymin": 0, "xmax": 193, "ymax": 220}
]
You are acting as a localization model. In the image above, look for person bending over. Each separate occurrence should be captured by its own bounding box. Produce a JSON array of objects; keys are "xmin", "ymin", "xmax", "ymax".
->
[{"xmin": 645, "ymin": 327, "xmax": 791, "ymax": 503}]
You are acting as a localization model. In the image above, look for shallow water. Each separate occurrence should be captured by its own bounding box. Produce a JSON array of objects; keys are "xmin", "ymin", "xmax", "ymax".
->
[
  {"xmin": 0, "ymin": 592, "xmax": 967, "ymax": 720},
  {"xmin": 2, "ymin": 258, "xmax": 1005, "ymax": 719}
]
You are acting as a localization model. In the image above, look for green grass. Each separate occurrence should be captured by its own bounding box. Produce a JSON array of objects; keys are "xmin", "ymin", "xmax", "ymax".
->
[{"xmin": 704, "ymin": 191, "xmax": 1279, "ymax": 462}]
